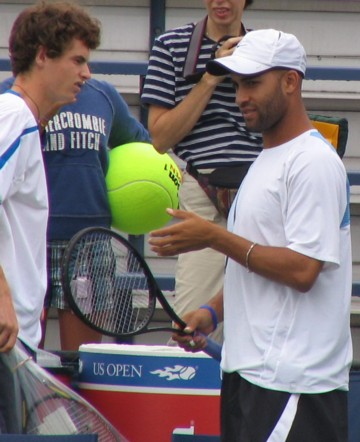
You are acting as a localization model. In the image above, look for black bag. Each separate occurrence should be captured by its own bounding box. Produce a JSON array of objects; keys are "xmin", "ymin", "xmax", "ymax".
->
[
  {"xmin": 186, "ymin": 163, "xmax": 251, "ymax": 218},
  {"xmin": 207, "ymin": 164, "xmax": 251, "ymax": 188}
]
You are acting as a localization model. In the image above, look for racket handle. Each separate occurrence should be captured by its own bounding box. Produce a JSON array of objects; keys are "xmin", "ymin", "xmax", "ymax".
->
[{"xmin": 203, "ymin": 335, "xmax": 222, "ymax": 361}]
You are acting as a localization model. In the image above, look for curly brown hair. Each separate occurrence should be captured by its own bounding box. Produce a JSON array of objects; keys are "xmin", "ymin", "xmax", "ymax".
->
[{"xmin": 9, "ymin": 1, "xmax": 101, "ymax": 75}]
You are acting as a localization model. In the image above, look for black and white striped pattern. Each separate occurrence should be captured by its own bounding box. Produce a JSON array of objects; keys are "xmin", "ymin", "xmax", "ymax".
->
[{"xmin": 141, "ymin": 22, "xmax": 263, "ymax": 169}]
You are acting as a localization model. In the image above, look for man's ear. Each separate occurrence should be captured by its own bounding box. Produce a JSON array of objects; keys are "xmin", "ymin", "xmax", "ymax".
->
[
  {"xmin": 35, "ymin": 46, "xmax": 47, "ymax": 65},
  {"xmin": 283, "ymin": 70, "xmax": 301, "ymax": 93}
]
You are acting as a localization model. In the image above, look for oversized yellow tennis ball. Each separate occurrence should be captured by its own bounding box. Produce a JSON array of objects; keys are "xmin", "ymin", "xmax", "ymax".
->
[{"xmin": 106, "ymin": 142, "xmax": 182, "ymax": 235}]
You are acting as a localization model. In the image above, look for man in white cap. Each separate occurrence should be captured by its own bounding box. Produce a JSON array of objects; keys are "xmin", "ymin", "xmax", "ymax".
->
[{"xmin": 149, "ymin": 29, "xmax": 352, "ymax": 441}]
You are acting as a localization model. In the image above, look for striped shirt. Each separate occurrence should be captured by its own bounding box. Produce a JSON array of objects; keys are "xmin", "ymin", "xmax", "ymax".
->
[{"xmin": 141, "ymin": 21, "xmax": 263, "ymax": 169}]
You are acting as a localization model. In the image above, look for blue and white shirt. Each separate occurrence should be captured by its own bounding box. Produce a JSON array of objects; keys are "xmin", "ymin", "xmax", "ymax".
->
[
  {"xmin": 0, "ymin": 91, "xmax": 48, "ymax": 347},
  {"xmin": 225, "ymin": 130, "xmax": 352, "ymax": 393}
]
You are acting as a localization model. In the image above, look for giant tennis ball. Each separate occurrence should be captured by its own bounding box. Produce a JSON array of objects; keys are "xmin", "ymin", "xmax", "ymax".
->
[{"xmin": 106, "ymin": 142, "xmax": 181, "ymax": 235}]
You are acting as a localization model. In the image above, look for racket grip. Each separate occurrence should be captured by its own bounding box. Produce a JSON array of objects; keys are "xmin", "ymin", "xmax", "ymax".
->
[{"xmin": 203, "ymin": 335, "xmax": 222, "ymax": 362}]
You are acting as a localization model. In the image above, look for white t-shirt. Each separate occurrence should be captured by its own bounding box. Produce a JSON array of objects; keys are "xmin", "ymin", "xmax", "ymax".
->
[
  {"xmin": 224, "ymin": 130, "xmax": 352, "ymax": 394},
  {"xmin": 0, "ymin": 92, "xmax": 48, "ymax": 347}
]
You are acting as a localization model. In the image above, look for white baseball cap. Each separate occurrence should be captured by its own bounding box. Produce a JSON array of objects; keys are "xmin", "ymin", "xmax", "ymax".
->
[{"xmin": 207, "ymin": 29, "xmax": 307, "ymax": 77}]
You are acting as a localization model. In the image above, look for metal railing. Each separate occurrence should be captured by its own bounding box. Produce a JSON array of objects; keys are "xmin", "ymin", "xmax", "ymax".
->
[{"xmin": 1, "ymin": 58, "xmax": 359, "ymax": 294}]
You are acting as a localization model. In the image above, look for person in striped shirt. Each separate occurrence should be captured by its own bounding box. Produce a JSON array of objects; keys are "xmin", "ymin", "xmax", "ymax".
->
[{"xmin": 141, "ymin": 0, "xmax": 262, "ymax": 343}]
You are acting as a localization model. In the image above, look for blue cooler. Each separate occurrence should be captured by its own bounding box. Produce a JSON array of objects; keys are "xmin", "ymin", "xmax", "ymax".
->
[{"xmin": 77, "ymin": 344, "xmax": 221, "ymax": 442}]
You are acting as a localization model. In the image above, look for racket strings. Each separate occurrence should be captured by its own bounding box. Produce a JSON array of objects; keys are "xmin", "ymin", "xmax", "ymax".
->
[
  {"xmin": 67, "ymin": 232, "xmax": 155, "ymax": 336},
  {"xmin": 26, "ymin": 394, "xmax": 115, "ymax": 437},
  {"xmin": 6, "ymin": 344, "xmax": 125, "ymax": 441}
]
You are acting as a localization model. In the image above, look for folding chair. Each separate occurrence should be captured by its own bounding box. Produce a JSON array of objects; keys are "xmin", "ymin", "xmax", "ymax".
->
[{"xmin": 309, "ymin": 114, "xmax": 348, "ymax": 158}]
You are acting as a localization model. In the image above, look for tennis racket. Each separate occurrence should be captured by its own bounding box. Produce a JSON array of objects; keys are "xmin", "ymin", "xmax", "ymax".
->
[
  {"xmin": 0, "ymin": 340, "xmax": 128, "ymax": 440},
  {"xmin": 60, "ymin": 226, "xmax": 222, "ymax": 361}
]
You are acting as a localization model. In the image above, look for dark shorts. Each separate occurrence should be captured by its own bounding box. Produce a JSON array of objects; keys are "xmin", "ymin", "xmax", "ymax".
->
[{"xmin": 221, "ymin": 371, "xmax": 348, "ymax": 442}]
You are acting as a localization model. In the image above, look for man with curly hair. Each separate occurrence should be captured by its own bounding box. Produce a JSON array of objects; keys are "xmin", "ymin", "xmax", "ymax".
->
[{"xmin": 0, "ymin": 1, "xmax": 101, "ymax": 352}]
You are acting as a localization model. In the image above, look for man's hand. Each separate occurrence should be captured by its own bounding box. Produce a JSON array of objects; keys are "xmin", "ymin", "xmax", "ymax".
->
[
  {"xmin": 149, "ymin": 208, "xmax": 219, "ymax": 256},
  {"xmin": 214, "ymin": 36, "xmax": 242, "ymax": 59},
  {"xmin": 0, "ymin": 267, "xmax": 18, "ymax": 352},
  {"xmin": 172, "ymin": 308, "xmax": 216, "ymax": 353}
]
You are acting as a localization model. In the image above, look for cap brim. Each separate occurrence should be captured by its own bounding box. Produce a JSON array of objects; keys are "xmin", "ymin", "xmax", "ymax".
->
[{"xmin": 207, "ymin": 56, "xmax": 273, "ymax": 77}]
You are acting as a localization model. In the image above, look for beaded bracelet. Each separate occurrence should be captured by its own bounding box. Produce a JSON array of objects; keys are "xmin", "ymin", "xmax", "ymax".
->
[
  {"xmin": 199, "ymin": 305, "xmax": 218, "ymax": 331},
  {"xmin": 245, "ymin": 242, "xmax": 257, "ymax": 272}
]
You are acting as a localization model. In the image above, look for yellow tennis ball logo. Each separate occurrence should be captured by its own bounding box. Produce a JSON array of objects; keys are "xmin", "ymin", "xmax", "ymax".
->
[{"xmin": 106, "ymin": 142, "xmax": 182, "ymax": 235}]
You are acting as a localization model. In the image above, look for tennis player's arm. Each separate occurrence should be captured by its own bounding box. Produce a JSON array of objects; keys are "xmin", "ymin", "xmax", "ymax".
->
[
  {"xmin": 219, "ymin": 236, "xmax": 323, "ymax": 293},
  {"xmin": 203, "ymin": 223, "xmax": 323, "ymax": 293},
  {"xmin": 0, "ymin": 266, "xmax": 18, "ymax": 352},
  {"xmin": 149, "ymin": 209, "xmax": 323, "ymax": 293}
]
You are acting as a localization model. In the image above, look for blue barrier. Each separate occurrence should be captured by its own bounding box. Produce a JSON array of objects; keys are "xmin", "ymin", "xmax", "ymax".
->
[
  {"xmin": 1, "ymin": 58, "xmax": 360, "ymax": 80},
  {"xmin": 92, "ymin": 62, "xmax": 360, "ymax": 81}
]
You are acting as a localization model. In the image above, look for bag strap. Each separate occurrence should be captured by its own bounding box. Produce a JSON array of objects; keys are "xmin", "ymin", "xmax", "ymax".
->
[
  {"xmin": 183, "ymin": 17, "xmax": 248, "ymax": 81},
  {"xmin": 183, "ymin": 16, "xmax": 208, "ymax": 79},
  {"xmin": 186, "ymin": 162, "xmax": 200, "ymax": 180}
]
